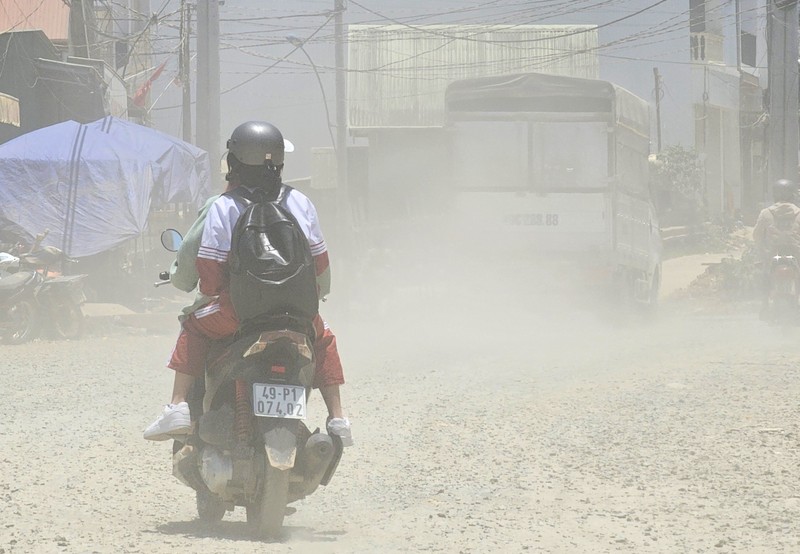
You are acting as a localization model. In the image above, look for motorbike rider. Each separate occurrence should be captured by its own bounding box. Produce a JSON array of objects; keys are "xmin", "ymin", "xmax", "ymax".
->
[
  {"xmin": 753, "ymin": 178, "xmax": 800, "ymax": 315},
  {"xmin": 144, "ymin": 121, "xmax": 351, "ymax": 444}
]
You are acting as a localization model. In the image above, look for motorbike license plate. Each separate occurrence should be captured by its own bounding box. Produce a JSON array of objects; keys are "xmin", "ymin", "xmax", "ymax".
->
[{"xmin": 252, "ymin": 384, "xmax": 306, "ymax": 419}]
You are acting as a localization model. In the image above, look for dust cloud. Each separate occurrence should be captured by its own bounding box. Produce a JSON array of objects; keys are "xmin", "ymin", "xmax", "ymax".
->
[
  {"xmin": 328, "ymin": 203, "xmax": 636, "ymax": 386},
  {"xmin": 4, "ymin": 139, "xmax": 799, "ymax": 554}
]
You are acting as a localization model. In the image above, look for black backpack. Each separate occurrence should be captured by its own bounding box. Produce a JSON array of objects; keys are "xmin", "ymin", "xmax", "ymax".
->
[{"xmin": 225, "ymin": 185, "xmax": 319, "ymax": 323}]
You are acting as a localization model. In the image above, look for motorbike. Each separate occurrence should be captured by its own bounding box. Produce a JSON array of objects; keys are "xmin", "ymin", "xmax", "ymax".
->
[
  {"xmin": 0, "ymin": 234, "xmax": 87, "ymax": 343},
  {"xmin": 0, "ymin": 252, "xmax": 20, "ymax": 276},
  {"xmin": 765, "ymin": 253, "xmax": 800, "ymax": 325},
  {"xmin": 156, "ymin": 229, "xmax": 343, "ymax": 539}
]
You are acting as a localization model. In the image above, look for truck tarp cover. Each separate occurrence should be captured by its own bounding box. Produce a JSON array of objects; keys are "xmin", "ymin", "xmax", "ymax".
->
[
  {"xmin": 0, "ymin": 117, "xmax": 211, "ymax": 257},
  {"xmin": 446, "ymin": 72, "xmax": 648, "ymax": 134}
]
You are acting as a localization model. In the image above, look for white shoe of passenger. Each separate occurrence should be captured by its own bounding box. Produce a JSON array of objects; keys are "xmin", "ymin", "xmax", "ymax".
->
[
  {"xmin": 143, "ymin": 402, "xmax": 191, "ymax": 441},
  {"xmin": 327, "ymin": 417, "xmax": 353, "ymax": 447}
]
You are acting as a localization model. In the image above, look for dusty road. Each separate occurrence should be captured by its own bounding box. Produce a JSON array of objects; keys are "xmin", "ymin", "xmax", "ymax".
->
[{"xmin": 1, "ymin": 291, "xmax": 799, "ymax": 553}]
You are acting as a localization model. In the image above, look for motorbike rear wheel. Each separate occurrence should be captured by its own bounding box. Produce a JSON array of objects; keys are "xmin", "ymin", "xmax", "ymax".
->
[
  {"xmin": 196, "ymin": 489, "xmax": 226, "ymax": 524},
  {"xmin": 51, "ymin": 302, "xmax": 84, "ymax": 340},
  {"xmin": 3, "ymin": 300, "xmax": 38, "ymax": 344},
  {"xmin": 771, "ymin": 293, "xmax": 798, "ymax": 326},
  {"xmin": 246, "ymin": 465, "xmax": 289, "ymax": 539}
]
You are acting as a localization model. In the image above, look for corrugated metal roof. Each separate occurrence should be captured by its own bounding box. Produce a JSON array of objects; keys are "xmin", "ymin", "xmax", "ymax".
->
[
  {"xmin": 348, "ymin": 25, "xmax": 600, "ymax": 129},
  {"xmin": 0, "ymin": 0, "xmax": 70, "ymax": 42}
]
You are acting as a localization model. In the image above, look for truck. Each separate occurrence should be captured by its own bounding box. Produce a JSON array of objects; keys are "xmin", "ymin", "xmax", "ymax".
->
[{"xmin": 444, "ymin": 72, "xmax": 662, "ymax": 307}]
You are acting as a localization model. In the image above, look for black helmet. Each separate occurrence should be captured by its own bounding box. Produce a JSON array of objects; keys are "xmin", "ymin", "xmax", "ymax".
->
[
  {"xmin": 773, "ymin": 179, "xmax": 796, "ymax": 203},
  {"xmin": 226, "ymin": 121, "xmax": 288, "ymax": 167}
]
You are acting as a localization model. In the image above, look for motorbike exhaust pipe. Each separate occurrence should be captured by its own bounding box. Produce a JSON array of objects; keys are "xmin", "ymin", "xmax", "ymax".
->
[
  {"xmin": 301, "ymin": 433, "xmax": 336, "ymax": 496},
  {"xmin": 200, "ymin": 446, "xmax": 233, "ymax": 495}
]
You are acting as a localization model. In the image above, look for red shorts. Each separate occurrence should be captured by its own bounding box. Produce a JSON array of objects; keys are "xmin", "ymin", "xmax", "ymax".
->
[{"xmin": 168, "ymin": 292, "xmax": 345, "ymax": 388}]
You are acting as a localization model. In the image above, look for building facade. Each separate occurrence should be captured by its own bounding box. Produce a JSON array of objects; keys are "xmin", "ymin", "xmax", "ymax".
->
[
  {"xmin": 343, "ymin": 2, "xmax": 772, "ymax": 223},
  {"xmin": 345, "ymin": 24, "xmax": 601, "ymax": 225},
  {"xmin": 0, "ymin": 0, "xmax": 131, "ymax": 144}
]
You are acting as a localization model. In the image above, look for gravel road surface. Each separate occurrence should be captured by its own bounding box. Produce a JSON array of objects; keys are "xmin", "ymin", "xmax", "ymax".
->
[{"xmin": 1, "ymin": 288, "xmax": 799, "ymax": 553}]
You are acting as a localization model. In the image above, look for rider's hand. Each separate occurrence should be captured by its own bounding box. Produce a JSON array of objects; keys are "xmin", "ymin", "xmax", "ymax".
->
[{"xmin": 327, "ymin": 417, "xmax": 353, "ymax": 447}]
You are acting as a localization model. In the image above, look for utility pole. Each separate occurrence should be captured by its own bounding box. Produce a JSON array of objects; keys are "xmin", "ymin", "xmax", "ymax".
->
[
  {"xmin": 767, "ymin": 0, "xmax": 799, "ymax": 189},
  {"xmin": 179, "ymin": 0, "xmax": 192, "ymax": 143},
  {"xmin": 334, "ymin": 0, "xmax": 349, "ymax": 250},
  {"xmin": 68, "ymin": 0, "xmax": 97, "ymax": 59},
  {"xmin": 130, "ymin": 0, "xmax": 150, "ymax": 70},
  {"xmin": 653, "ymin": 67, "xmax": 663, "ymax": 152},
  {"xmin": 196, "ymin": 0, "xmax": 221, "ymax": 174}
]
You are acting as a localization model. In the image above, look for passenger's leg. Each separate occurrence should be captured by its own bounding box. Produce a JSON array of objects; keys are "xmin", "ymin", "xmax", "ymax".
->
[
  {"xmin": 311, "ymin": 315, "xmax": 351, "ymax": 445},
  {"xmin": 145, "ymin": 299, "xmax": 238, "ymax": 440}
]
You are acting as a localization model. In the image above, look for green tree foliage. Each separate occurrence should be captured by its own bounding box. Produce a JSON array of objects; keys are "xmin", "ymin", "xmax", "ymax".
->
[{"xmin": 650, "ymin": 145, "xmax": 705, "ymax": 225}]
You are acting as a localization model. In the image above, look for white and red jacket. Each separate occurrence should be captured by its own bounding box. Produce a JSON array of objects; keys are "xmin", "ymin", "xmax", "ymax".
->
[{"xmin": 196, "ymin": 185, "xmax": 331, "ymax": 303}]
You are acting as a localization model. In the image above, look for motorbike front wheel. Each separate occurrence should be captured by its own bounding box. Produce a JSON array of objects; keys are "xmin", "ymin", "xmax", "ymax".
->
[
  {"xmin": 3, "ymin": 300, "xmax": 38, "ymax": 344},
  {"xmin": 246, "ymin": 465, "xmax": 290, "ymax": 539},
  {"xmin": 51, "ymin": 302, "xmax": 84, "ymax": 340}
]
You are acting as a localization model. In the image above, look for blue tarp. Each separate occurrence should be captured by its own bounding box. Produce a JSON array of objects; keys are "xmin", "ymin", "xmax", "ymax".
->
[
  {"xmin": 0, "ymin": 118, "xmax": 211, "ymax": 258},
  {"xmin": 87, "ymin": 116, "xmax": 211, "ymax": 207}
]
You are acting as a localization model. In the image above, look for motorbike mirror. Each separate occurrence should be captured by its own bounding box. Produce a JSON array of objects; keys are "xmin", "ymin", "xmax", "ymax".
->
[{"xmin": 160, "ymin": 229, "xmax": 183, "ymax": 252}]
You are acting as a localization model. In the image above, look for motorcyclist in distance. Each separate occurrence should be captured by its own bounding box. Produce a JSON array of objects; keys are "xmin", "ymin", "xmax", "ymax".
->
[{"xmin": 753, "ymin": 178, "xmax": 800, "ymax": 317}]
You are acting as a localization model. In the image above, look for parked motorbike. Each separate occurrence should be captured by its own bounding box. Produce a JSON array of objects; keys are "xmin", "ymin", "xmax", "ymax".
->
[
  {"xmin": 0, "ymin": 235, "xmax": 87, "ymax": 343},
  {"xmin": 157, "ymin": 229, "xmax": 343, "ymax": 539},
  {"xmin": 0, "ymin": 252, "xmax": 20, "ymax": 276},
  {"xmin": 766, "ymin": 253, "xmax": 800, "ymax": 325}
]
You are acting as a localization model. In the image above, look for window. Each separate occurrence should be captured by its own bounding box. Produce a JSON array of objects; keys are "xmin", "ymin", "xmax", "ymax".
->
[
  {"xmin": 451, "ymin": 121, "xmax": 528, "ymax": 190},
  {"xmin": 741, "ymin": 31, "xmax": 756, "ymax": 67},
  {"xmin": 690, "ymin": 0, "xmax": 706, "ymax": 33},
  {"xmin": 530, "ymin": 122, "xmax": 609, "ymax": 190}
]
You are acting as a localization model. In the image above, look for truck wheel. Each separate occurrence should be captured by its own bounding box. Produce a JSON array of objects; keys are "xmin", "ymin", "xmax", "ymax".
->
[
  {"xmin": 643, "ymin": 270, "xmax": 660, "ymax": 316},
  {"xmin": 247, "ymin": 465, "xmax": 289, "ymax": 539}
]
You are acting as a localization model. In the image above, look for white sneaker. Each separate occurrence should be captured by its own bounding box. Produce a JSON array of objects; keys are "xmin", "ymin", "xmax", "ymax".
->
[
  {"xmin": 143, "ymin": 402, "xmax": 191, "ymax": 441},
  {"xmin": 327, "ymin": 417, "xmax": 353, "ymax": 447}
]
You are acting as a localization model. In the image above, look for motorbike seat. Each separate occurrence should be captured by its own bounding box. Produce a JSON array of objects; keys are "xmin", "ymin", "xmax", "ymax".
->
[
  {"xmin": 240, "ymin": 314, "xmax": 315, "ymax": 340},
  {"xmin": 205, "ymin": 317, "xmax": 315, "ymax": 379},
  {"xmin": 0, "ymin": 271, "xmax": 39, "ymax": 295}
]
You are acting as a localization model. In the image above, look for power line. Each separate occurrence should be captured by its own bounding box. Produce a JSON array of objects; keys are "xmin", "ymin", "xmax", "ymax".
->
[
  {"xmin": 151, "ymin": 0, "xmax": 768, "ymax": 112},
  {"xmin": 221, "ymin": 12, "xmax": 334, "ymax": 95},
  {"xmin": 347, "ymin": 0, "xmax": 669, "ymax": 45},
  {"xmin": 152, "ymin": 10, "xmax": 335, "ymax": 111},
  {"xmin": 4, "ymin": 0, "xmax": 50, "ymax": 34}
]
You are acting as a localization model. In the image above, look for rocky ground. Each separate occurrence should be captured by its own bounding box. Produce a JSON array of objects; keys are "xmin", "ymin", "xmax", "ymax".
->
[{"xmin": 1, "ymin": 267, "xmax": 800, "ymax": 553}]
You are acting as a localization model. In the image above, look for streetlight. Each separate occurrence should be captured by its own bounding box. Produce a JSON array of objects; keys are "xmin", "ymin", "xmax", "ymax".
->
[{"xmin": 286, "ymin": 34, "xmax": 337, "ymax": 151}]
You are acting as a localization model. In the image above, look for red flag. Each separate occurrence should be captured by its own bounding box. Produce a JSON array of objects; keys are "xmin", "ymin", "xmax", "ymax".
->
[{"xmin": 132, "ymin": 61, "xmax": 168, "ymax": 108}]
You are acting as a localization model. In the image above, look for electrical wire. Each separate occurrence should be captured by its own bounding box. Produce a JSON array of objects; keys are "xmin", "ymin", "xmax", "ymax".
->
[
  {"xmin": 347, "ymin": 0, "xmax": 669, "ymax": 45},
  {"xmin": 220, "ymin": 12, "xmax": 334, "ymax": 95},
  {"xmin": 149, "ymin": 0, "xmax": 772, "ymax": 116},
  {"xmin": 3, "ymin": 0, "xmax": 50, "ymax": 34}
]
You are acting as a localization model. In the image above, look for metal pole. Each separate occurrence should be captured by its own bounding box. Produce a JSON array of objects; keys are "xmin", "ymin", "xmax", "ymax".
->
[
  {"xmin": 286, "ymin": 35, "xmax": 336, "ymax": 150},
  {"xmin": 767, "ymin": 0, "xmax": 799, "ymax": 189},
  {"xmin": 299, "ymin": 46, "xmax": 337, "ymax": 150},
  {"xmin": 196, "ymin": 0, "xmax": 220, "ymax": 167},
  {"xmin": 734, "ymin": 0, "xmax": 742, "ymax": 72},
  {"xmin": 196, "ymin": 0, "xmax": 208, "ymax": 152},
  {"xmin": 180, "ymin": 0, "xmax": 192, "ymax": 143},
  {"xmin": 334, "ymin": 0, "xmax": 349, "ymax": 249},
  {"xmin": 653, "ymin": 67, "xmax": 662, "ymax": 152},
  {"xmin": 208, "ymin": 0, "xmax": 220, "ymax": 172}
]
